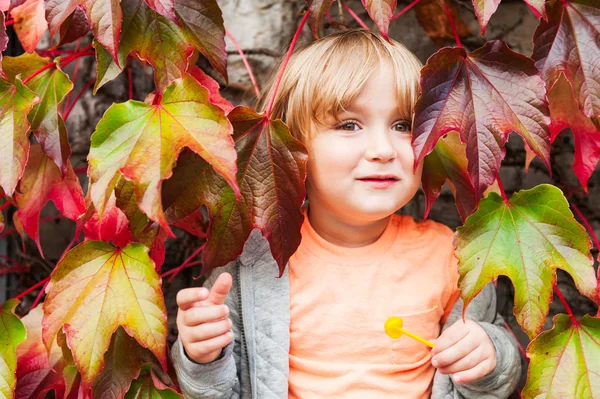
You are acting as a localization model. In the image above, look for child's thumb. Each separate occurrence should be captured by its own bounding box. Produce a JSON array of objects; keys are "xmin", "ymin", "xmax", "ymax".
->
[{"xmin": 207, "ymin": 272, "xmax": 233, "ymax": 305}]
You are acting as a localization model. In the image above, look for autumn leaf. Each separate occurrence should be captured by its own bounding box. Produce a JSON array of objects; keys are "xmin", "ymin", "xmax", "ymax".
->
[
  {"xmin": 415, "ymin": 0, "xmax": 471, "ymax": 47},
  {"xmin": 532, "ymin": 0, "xmax": 600, "ymax": 129},
  {"xmin": 3, "ymin": 53, "xmax": 73, "ymax": 173},
  {"xmin": 307, "ymin": 0, "xmax": 335, "ymax": 38},
  {"xmin": 88, "ymin": 74, "xmax": 238, "ymax": 236},
  {"xmin": 0, "ymin": 299, "xmax": 26, "ymax": 399},
  {"xmin": 412, "ymin": 40, "xmax": 551, "ymax": 199},
  {"xmin": 42, "ymin": 241, "xmax": 168, "ymax": 388},
  {"xmin": 470, "ymin": 0, "xmax": 500, "ymax": 36},
  {"xmin": 422, "ymin": 131, "xmax": 477, "ymax": 221},
  {"xmin": 14, "ymin": 305, "xmax": 65, "ymax": 399},
  {"xmin": 524, "ymin": 0, "xmax": 545, "ymax": 18},
  {"xmin": 189, "ymin": 65, "xmax": 233, "ymax": 114},
  {"xmin": 145, "ymin": 0, "xmax": 176, "ymax": 21},
  {"xmin": 0, "ymin": 76, "xmax": 40, "ymax": 196},
  {"xmin": 10, "ymin": 0, "xmax": 47, "ymax": 52},
  {"xmin": 522, "ymin": 314, "xmax": 600, "ymax": 398},
  {"xmin": 56, "ymin": 7, "xmax": 89, "ymax": 47},
  {"xmin": 362, "ymin": 0, "xmax": 396, "ymax": 40},
  {"xmin": 548, "ymin": 74, "xmax": 600, "ymax": 192},
  {"xmin": 124, "ymin": 364, "xmax": 182, "ymax": 399},
  {"xmin": 83, "ymin": 191, "xmax": 133, "ymax": 248},
  {"xmin": 0, "ymin": 13, "xmax": 8, "ymax": 79},
  {"xmin": 14, "ymin": 144, "xmax": 85, "ymax": 256},
  {"xmin": 163, "ymin": 106, "xmax": 308, "ymax": 276},
  {"xmin": 455, "ymin": 184, "xmax": 598, "ymax": 338}
]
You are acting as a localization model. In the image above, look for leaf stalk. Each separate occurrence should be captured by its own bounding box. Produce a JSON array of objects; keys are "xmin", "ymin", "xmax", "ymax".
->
[
  {"xmin": 553, "ymin": 283, "xmax": 578, "ymax": 324},
  {"xmin": 392, "ymin": 0, "xmax": 422, "ymax": 21},
  {"xmin": 342, "ymin": 4, "xmax": 369, "ymax": 30},
  {"xmin": 226, "ymin": 29, "xmax": 261, "ymax": 98},
  {"xmin": 442, "ymin": 0, "xmax": 462, "ymax": 48}
]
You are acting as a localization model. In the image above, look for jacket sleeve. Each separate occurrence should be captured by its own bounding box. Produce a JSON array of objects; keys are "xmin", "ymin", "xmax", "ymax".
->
[
  {"xmin": 170, "ymin": 260, "xmax": 243, "ymax": 398},
  {"xmin": 431, "ymin": 283, "xmax": 522, "ymax": 399}
]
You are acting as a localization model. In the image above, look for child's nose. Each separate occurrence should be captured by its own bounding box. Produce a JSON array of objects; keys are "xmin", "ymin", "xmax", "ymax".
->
[{"xmin": 364, "ymin": 129, "xmax": 397, "ymax": 162}]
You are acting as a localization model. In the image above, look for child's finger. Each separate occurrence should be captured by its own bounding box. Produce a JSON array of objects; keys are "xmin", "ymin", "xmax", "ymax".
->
[
  {"xmin": 436, "ymin": 347, "xmax": 482, "ymax": 375},
  {"xmin": 431, "ymin": 321, "xmax": 468, "ymax": 355},
  {"xmin": 176, "ymin": 287, "xmax": 209, "ymax": 310},
  {"xmin": 207, "ymin": 272, "xmax": 233, "ymax": 305},
  {"xmin": 189, "ymin": 318, "xmax": 233, "ymax": 342},
  {"xmin": 183, "ymin": 305, "xmax": 229, "ymax": 326},
  {"xmin": 185, "ymin": 331, "xmax": 234, "ymax": 360},
  {"xmin": 432, "ymin": 334, "xmax": 477, "ymax": 368},
  {"xmin": 451, "ymin": 360, "xmax": 494, "ymax": 384}
]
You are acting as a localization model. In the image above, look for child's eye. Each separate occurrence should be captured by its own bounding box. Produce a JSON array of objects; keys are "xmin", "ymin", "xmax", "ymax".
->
[
  {"xmin": 393, "ymin": 121, "xmax": 412, "ymax": 132},
  {"xmin": 336, "ymin": 121, "xmax": 361, "ymax": 131}
]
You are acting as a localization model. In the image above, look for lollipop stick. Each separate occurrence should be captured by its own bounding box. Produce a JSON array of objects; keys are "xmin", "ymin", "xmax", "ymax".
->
[{"xmin": 401, "ymin": 329, "xmax": 435, "ymax": 348}]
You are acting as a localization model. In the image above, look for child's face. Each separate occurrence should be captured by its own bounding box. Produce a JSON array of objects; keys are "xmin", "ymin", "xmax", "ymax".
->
[{"xmin": 305, "ymin": 61, "xmax": 423, "ymax": 224}]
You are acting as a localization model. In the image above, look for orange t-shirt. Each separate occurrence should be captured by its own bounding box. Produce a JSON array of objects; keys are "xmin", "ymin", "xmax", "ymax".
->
[{"xmin": 288, "ymin": 209, "xmax": 461, "ymax": 399}]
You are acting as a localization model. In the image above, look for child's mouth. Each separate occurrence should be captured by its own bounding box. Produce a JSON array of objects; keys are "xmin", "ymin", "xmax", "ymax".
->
[{"xmin": 357, "ymin": 178, "xmax": 399, "ymax": 188}]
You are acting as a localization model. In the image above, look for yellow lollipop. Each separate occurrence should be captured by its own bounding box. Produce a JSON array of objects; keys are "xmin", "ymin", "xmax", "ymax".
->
[{"xmin": 384, "ymin": 316, "xmax": 435, "ymax": 348}]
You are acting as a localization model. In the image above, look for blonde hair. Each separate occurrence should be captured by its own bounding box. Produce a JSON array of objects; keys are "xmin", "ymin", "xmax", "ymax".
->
[{"xmin": 256, "ymin": 29, "xmax": 423, "ymax": 143}]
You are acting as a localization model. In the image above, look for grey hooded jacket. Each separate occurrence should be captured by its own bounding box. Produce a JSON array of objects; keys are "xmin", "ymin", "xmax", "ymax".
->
[{"xmin": 171, "ymin": 229, "xmax": 522, "ymax": 398}]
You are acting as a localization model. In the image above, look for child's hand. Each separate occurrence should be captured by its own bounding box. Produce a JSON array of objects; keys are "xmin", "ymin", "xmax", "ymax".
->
[
  {"xmin": 430, "ymin": 319, "xmax": 496, "ymax": 384},
  {"xmin": 176, "ymin": 272, "xmax": 234, "ymax": 364}
]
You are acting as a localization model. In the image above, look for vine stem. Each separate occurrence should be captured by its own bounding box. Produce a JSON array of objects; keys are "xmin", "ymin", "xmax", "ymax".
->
[
  {"xmin": 167, "ymin": 243, "xmax": 206, "ymax": 283},
  {"xmin": 265, "ymin": 10, "xmax": 311, "ymax": 119},
  {"xmin": 392, "ymin": 0, "xmax": 422, "ymax": 20},
  {"xmin": 553, "ymin": 283, "xmax": 578, "ymax": 324},
  {"xmin": 161, "ymin": 260, "xmax": 203, "ymax": 279},
  {"xmin": 64, "ymin": 38, "xmax": 82, "ymax": 113},
  {"xmin": 64, "ymin": 77, "xmax": 95, "ymax": 120},
  {"xmin": 0, "ymin": 201, "xmax": 11, "ymax": 212},
  {"xmin": 30, "ymin": 280, "xmax": 49, "ymax": 310},
  {"xmin": 442, "ymin": 1, "xmax": 462, "ymax": 48},
  {"xmin": 15, "ymin": 277, "xmax": 50, "ymax": 300},
  {"xmin": 226, "ymin": 29, "xmax": 261, "ymax": 98},
  {"xmin": 127, "ymin": 59, "xmax": 133, "ymax": 100},
  {"xmin": 22, "ymin": 43, "xmax": 94, "ymax": 85},
  {"xmin": 0, "ymin": 254, "xmax": 23, "ymax": 266},
  {"xmin": 342, "ymin": 4, "xmax": 369, "ymax": 30},
  {"xmin": 571, "ymin": 202, "xmax": 600, "ymax": 252},
  {"xmin": 495, "ymin": 173, "xmax": 508, "ymax": 202},
  {"xmin": 503, "ymin": 321, "xmax": 527, "ymax": 359}
]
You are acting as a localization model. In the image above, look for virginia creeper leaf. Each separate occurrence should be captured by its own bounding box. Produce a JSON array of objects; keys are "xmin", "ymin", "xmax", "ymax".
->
[
  {"xmin": 124, "ymin": 364, "xmax": 182, "ymax": 399},
  {"xmin": 10, "ymin": 0, "xmax": 47, "ymax": 52},
  {"xmin": 0, "ymin": 0, "xmax": 7, "ymax": 10},
  {"xmin": 362, "ymin": 0, "xmax": 397, "ymax": 40},
  {"xmin": 0, "ymin": 77, "xmax": 39, "ymax": 196},
  {"xmin": 0, "ymin": 13, "xmax": 8, "ymax": 79},
  {"xmin": 145, "ymin": 0, "xmax": 175, "ymax": 21},
  {"xmin": 548, "ymin": 75, "xmax": 600, "ymax": 192},
  {"xmin": 57, "ymin": 7, "xmax": 89, "ymax": 47},
  {"xmin": 173, "ymin": 0, "xmax": 228, "ymax": 81},
  {"xmin": 0, "ymin": 299, "xmax": 26, "ymax": 399},
  {"xmin": 532, "ymin": 0, "xmax": 600, "ymax": 129},
  {"xmin": 307, "ymin": 0, "xmax": 335, "ymax": 38},
  {"xmin": 83, "ymin": 191, "xmax": 133, "ymax": 248},
  {"xmin": 42, "ymin": 241, "xmax": 168, "ymax": 388},
  {"xmin": 14, "ymin": 306, "xmax": 65, "ymax": 399},
  {"xmin": 189, "ymin": 65, "xmax": 233, "ymax": 114},
  {"xmin": 115, "ymin": 178, "xmax": 169, "ymax": 267},
  {"xmin": 95, "ymin": 0, "xmax": 194, "ymax": 92},
  {"xmin": 14, "ymin": 144, "xmax": 85, "ymax": 256},
  {"xmin": 92, "ymin": 327, "xmax": 161, "ymax": 399},
  {"xmin": 522, "ymin": 314, "xmax": 600, "ymax": 398},
  {"xmin": 412, "ymin": 40, "xmax": 551, "ymax": 199},
  {"xmin": 163, "ymin": 107, "xmax": 308, "ymax": 276},
  {"xmin": 88, "ymin": 74, "xmax": 238, "ymax": 235},
  {"xmin": 422, "ymin": 131, "xmax": 477, "ymax": 221},
  {"xmin": 524, "ymin": 0, "xmax": 545, "ymax": 18},
  {"xmin": 3, "ymin": 53, "xmax": 73, "ymax": 172},
  {"xmin": 415, "ymin": 0, "xmax": 471, "ymax": 47},
  {"xmin": 471, "ymin": 0, "xmax": 501, "ymax": 36},
  {"xmin": 455, "ymin": 184, "xmax": 598, "ymax": 338}
]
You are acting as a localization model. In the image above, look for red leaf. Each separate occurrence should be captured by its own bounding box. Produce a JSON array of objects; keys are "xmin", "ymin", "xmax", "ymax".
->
[
  {"xmin": 144, "ymin": 0, "xmax": 175, "ymax": 21},
  {"xmin": 163, "ymin": 107, "xmax": 308, "ymax": 276},
  {"xmin": 14, "ymin": 144, "xmax": 85, "ymax": 256},
  {"xmin": 470, "ymin": 0, "xmax": 501, "ymax": 36},
  {"xmin": 188, "ymin": 65, "xmax": 233, "ymax": 114},
  {"xmin": 10, "ymin": 0, "xmax": 47, "ymax": 52},
  {"xmin": 307, "ymin": 0, "xmax": 335, "ymax": 38},
  {"xmin": 548, "ymin": 74, "xmax": 600, "ymax": 192},
  {"xmin": 532, "ymin": 0, "xmax": 600, "ymax": 129},
  {"xmin": 361, "ymin": 0, "xmax": 397, "ymax": 39},
  {"xmin": 83, "ymin": 192, "xmax": 133, "ymax": 247},
  {"xmin": 0, "ymin": 13, "xmax": 8, "ymax": 79},
  {"xmin": 413, "ymin": 40, "xmax": 551, "ymax": 199},
  {"xmin": 57, "ymin": 7, "xmax": 90, "ymax": 47},
  {"xmin": 415, "ymin": 0, "xmax": 471, "ymax": 47}
]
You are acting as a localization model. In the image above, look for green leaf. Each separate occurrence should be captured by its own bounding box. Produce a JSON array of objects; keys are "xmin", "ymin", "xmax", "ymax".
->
[
  {"xmin": 522, "ymin": 314, "xmax": 600, "ymax": 399},
  {"xmin": 13, "ymin": 144, "xmax": 85, "ymax": 256},
  {"xmin": 0, "ymin": 76, "xmax": 40, "ymax": 196},
  {"xmin": 455, "ymin": 184, "xmax": 598, "ymax": 338},
  {"xmin": 422, "ymin": 131, "xmax": 477, "ymax": 221},
  {"xmin": 163, "ymin": 106, "xmax": 308, "ymax": 276},
  {"xmin": 88, "ymin": 74, "xmax": 238, "ymax": 234},
  {"xmin": 42, "ymin": 241, "xmax": 168, "ymax": 388},
  {"xmin": 0, "ymin": 299, "xmax": 26, "ymax": 399},
  {"xmin": 125, "ymin": 365, "xmax": 182, "ymax": 399}
]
